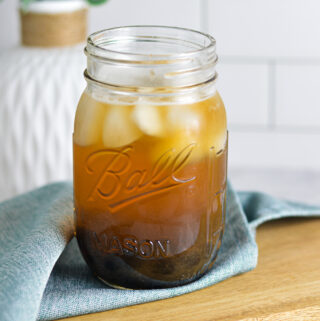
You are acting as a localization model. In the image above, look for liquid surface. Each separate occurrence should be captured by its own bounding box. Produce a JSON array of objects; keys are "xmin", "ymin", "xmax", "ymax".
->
[{"xmin": 74, "ymin": 91, "xmax": 227, "ymax": 289}]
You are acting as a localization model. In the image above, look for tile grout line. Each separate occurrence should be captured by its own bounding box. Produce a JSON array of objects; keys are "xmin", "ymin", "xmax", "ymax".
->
[
  {"xmin": 228, "ymin": 125, "xmax": 320, "ymax": 135},
  {"xmin": 220, "ymin": 55, "xmax": 320, "ymax": 65},
  {"xmin": 267, "ymin": 60, "xmax": 276, "ymax": 129}
]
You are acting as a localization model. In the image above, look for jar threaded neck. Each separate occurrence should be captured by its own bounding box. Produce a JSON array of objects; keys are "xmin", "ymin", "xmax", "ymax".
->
[{"xmin": 85, "ymin": 26, "xmax": 217, "ymax": 89}]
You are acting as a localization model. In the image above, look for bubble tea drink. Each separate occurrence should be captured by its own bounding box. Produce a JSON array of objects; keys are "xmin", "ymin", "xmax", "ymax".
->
[{"xmin": 74, "ymin": 26, "xmax": 227, "ymax": 289}]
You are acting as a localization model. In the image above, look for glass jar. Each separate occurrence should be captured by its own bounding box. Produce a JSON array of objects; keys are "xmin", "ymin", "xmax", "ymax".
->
[{"xmin": 73, "ymin": 26, "xmax": 228, "ymax": 289}]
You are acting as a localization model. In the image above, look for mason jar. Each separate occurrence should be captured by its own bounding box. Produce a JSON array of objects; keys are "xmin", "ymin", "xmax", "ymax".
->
[{"xmin": 73, "ymin": 26, "xmax": 228, "ymax": 289}]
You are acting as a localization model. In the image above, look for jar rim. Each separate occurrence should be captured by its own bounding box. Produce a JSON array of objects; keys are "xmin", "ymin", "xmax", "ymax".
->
[
  {"xmin": 85, "ymin": 25, "xmax": 217, "ymax": 92},
  {"xmin": 86, "ymin": 25, "xmax": 216, "ymax": 63}
]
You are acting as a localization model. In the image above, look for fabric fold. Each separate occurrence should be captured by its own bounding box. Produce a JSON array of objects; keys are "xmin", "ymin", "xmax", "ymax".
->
[
  {"xmin": 0, "ymin": 181, "xmax": 319, "ymax": 321},
  {"xmin": 0, "ymin": 183, "xmax": 74, "ymax": 321}
]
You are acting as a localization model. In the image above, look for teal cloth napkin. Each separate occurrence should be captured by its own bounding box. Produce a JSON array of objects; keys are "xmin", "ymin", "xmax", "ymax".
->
[{"xmin": 0, "ymin": 182, "xmax": 319, "ymax": 321}]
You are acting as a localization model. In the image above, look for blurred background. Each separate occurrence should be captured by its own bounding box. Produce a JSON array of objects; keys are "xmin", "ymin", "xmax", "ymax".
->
[{"xmin": 1, "ymin": 0, "xmax": 320, "ymax": 203}]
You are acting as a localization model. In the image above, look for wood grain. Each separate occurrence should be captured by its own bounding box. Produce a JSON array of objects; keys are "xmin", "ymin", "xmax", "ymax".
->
[
  {"xmin": 239, "ymin": 306, "xmax": 320, "ymax": 320},
  {"xmin": 59, "ymin": 217, "xmax": 320, "ymax": 321}
]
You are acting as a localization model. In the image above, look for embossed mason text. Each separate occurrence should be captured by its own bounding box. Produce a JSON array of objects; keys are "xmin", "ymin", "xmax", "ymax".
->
[{"xmin": 92, "ymin": 232, "xmax": 170, "ymax": 258}]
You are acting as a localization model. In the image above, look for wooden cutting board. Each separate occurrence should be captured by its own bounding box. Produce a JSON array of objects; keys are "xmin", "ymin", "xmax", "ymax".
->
[{"xmin": 60, "ymin": 217, "xmax": 320, "ymax": 321}]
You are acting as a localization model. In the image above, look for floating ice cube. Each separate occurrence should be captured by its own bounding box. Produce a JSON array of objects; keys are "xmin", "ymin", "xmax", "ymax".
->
[
  {"xmin": 103, "ymin": 106, "xmax": 142, "ymax": 148},
  {"xmin": 132, "ymin": 104, "xmax": 165, "ymax": 137},
  {"xmin": 206, "ymin": 97, "xmax": 227, "ymax": 154},
  {"xmin": 150, "ymin": 96, "xmax": 227, "ymax": 162},
  {"xmin": 74, "ymin": 93, "xmax": 106, "ymax": 146},
  {"xmin": 208, "ymin": 130, "xmax": 227, "ymax": 154},
  {"xmin": 167, "ymin": 106, "xmax": 200, "ymax": 131}
]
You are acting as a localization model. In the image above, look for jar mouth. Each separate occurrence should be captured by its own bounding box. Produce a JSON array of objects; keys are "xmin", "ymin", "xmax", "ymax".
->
[
  {"xmin": 85, "ymin": 25, "xmax": 217, "ymax": 91},
  {"xmin": 86, "ymin": 25, "xmax": 216, "ymax": 63}
]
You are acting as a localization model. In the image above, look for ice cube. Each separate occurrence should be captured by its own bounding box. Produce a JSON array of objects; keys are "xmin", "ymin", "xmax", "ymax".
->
[
  {"xmin": 167, "ymin": 106, "xmax": 200, "ymax": 132},
  {"xmin": 207, "ymin": 130, "xmax": 227, "ymax": 154},
  {"xmin": 103, "ymin": 106, "xmax": 142, "ymax": 148},
  {"xmin": 149, "ymin": 131, "xmax": 200, "ymax": 164},
  {"xmin": 206, "ymin": 95, "xmax": 227, "ymax": 154},
  {"xmin": 74, "ymin": 92, "xmax": 106, "ymax": 146},
  {"xmin": 132, "ymin": 104, "xmax": 165, "ymax": 137},
  {"xmin": 147, "ymin": 104, "xmax": 202, "ymax": 162},
  {"xmin": 150, "ymin": 97, "xmax": 227, "ymax": 162}
]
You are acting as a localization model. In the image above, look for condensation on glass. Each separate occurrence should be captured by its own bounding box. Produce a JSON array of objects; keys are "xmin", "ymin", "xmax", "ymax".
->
[{"xmin": 73, "ymin": 26, "xmax": 228, "ymax": 289}]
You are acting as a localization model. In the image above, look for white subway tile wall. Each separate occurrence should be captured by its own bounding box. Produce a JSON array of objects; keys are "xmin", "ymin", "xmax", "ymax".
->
[
  {"xmin": 0, "ymin": 0, "xmax": 320, "ymax": 170},
  {"xmin": 217, "ymin": 62, "xmax": 270, "ymax": 126},
  {"xmin": 207, "ymin": 0, "xmax": 320, "ymax": 58},
  {"xmin": 89, "ymin": 0, "xmax": 201, "ymax": 32},
  {"xmin": 208, "ymin": 0, "xmax": 320, "ymax": 171},
  {"xmin": 275, "ymin": 64, "xmax": 320, "ymax": 128},
  {"xmin": 228, "ymin": 131, "xmax": 320, "ymax": 170}
]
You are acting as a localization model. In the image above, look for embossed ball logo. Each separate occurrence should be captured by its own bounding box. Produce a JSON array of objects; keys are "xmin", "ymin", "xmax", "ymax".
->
[{"xmin": 85, "ymin": 144, "xmax": 197, "ymax": 212}]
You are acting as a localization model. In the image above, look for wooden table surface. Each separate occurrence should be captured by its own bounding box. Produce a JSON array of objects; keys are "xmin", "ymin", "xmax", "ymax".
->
[{"xmin": 60, "ymin": 217, "xmax": 320, "ymax": 321}]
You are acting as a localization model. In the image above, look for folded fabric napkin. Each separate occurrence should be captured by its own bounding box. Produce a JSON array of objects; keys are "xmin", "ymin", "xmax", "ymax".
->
[{"xmin": 0, "ymin": 182, "xmax": 319, "ymax": 321}]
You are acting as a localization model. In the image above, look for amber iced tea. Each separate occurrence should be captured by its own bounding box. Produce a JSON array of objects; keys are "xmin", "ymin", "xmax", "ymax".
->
[{"xmin": 74, "ymin": 90, "xmax": 227, "ymax": 289}]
